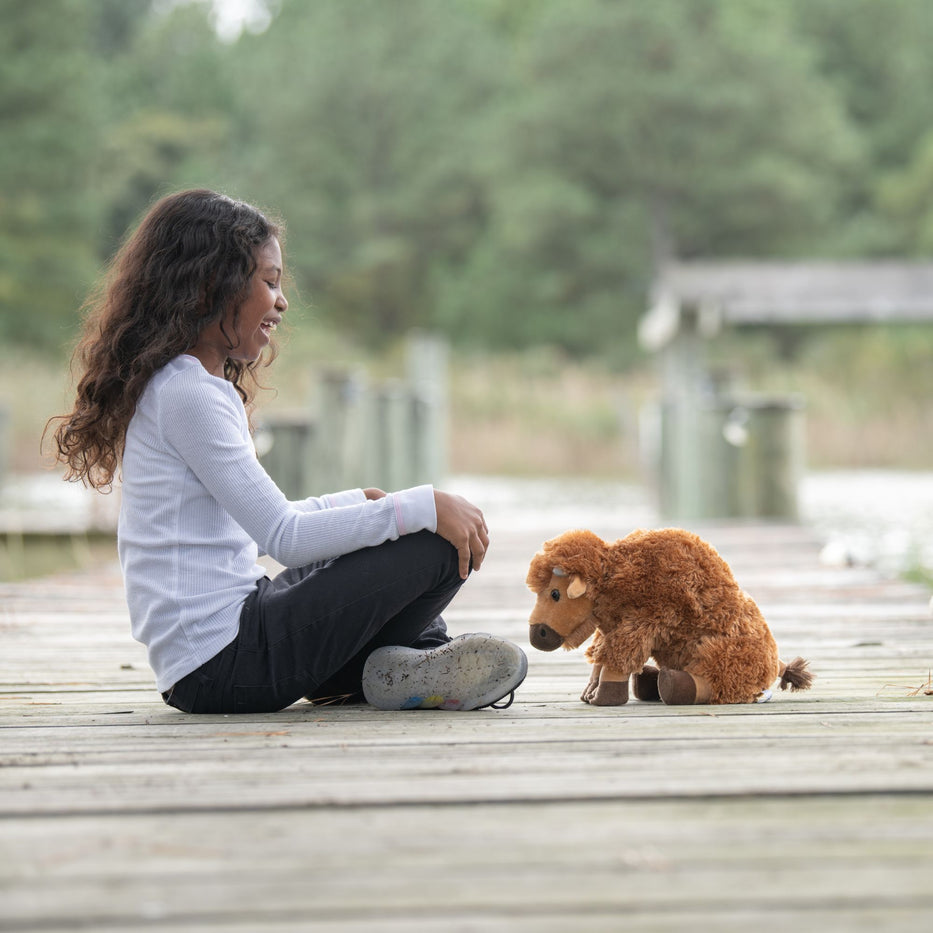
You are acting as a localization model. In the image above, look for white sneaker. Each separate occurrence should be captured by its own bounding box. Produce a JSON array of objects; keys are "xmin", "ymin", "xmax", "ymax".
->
[{"xmin": 361, "ymin": 633, "xmax": 528, "ymax": 711}]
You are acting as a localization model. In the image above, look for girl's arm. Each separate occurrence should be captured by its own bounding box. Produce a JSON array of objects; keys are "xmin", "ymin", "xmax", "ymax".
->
[{"xmin": 160, "ymin": 372, "xmax": 436, "ymax": 567}]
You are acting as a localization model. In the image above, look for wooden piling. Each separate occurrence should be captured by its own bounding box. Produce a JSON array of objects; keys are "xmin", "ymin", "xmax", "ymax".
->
[{"xmin": 259, "ymin": 334, "xmax": 449, "ymax": 498}]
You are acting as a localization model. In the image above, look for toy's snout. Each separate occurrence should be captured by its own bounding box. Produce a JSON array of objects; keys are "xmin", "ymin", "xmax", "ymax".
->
[{"xmin": 530, "ymin": 623, "xmax": 564, "ymax": 652}]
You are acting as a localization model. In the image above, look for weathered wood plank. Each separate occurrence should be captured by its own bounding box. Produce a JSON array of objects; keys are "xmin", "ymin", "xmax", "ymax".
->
[
  {"xmin": 1, "ymin": 481, "xmax": 933, "ymax": 931},
  {"xmin": 2, "ymin": 797, "xmax": 932, "ymax": 931},
  {"xmin": 3, "ymin": 698, "xmax": 932, "ymax": 817}
]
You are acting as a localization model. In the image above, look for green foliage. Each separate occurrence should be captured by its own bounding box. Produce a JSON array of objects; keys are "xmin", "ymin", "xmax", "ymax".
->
[
  {"xmin": 0, "ymin": 0, "xmax": 101, "ymax": 348},
  {"xmin": 791, "ymin": 0, "xmax": 933, "ymax": 171},
  {"xmin": 3, "ymin": 0, "xmax": 933, "ymax": 354},
  {"xmin": 229, "ymin": 0, "xmax": 506, "ymax": 340},
  {"xmin": 436, "ymin": 0, "xmax": 861, "ymax": 355},
  {"xmin": 91, "ymin": 2, "xmax": 241, "ymax": 250},
  {"xmin": 789, "ymin": 0, "xmax": 933, "ymax": 255},
  {"xmin": 878, "ymin": 131, "xmax": 933, "ymax": 254}
]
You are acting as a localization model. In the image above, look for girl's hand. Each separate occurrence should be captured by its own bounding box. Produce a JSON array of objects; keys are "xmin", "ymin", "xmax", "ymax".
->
[
  {"xmin": 433, "ymin": 490, "xmax": 489, "ymax": 579},
  {"xmin": 364, "ymin": 488, "xmax": 387, "ymax": 500}
]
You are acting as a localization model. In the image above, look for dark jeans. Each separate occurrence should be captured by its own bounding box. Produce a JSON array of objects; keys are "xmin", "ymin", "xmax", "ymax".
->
[{"xmin": 162, "ymin": 531, "xmax": 462, "ymax": 714}]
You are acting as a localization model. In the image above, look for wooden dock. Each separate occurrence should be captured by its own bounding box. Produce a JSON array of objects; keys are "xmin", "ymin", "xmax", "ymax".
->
[{"xmin": 2, "ymin": 478, "xmax": 933, "ymax": 931}]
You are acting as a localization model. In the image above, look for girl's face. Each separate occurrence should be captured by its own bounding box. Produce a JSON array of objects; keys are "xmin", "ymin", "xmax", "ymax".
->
[{"xmin": 189, "ymin": 237, "xmax": 287, "ymax": 376}]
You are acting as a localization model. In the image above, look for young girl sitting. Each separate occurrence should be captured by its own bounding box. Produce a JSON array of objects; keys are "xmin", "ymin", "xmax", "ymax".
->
[{"xmin": 49, "ymin": 188, "xmax": 526, "ymax": 714}]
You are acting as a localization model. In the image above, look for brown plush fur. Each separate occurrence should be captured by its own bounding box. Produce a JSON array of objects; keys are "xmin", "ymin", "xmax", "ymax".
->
[{"xmin": 526, "ymin": 528, "xmax": 813, "ymax": 705}]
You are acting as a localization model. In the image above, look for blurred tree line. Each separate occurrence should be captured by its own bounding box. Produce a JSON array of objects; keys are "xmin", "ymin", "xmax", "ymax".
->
[{"xmin": 3, "ymin": 0, "xmax": 933, "ymax": 360}]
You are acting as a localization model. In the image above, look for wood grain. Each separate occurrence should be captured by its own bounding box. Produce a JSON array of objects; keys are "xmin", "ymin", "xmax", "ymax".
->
[{"xmin": 2, "ymin": 489, "xmax": 932, "ymax": 931}]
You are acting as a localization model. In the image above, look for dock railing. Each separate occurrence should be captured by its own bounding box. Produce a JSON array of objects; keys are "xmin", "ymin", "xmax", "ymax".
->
[{"xmin": 256, "ymin": 331, "xmax": 449, "ymax": 499}]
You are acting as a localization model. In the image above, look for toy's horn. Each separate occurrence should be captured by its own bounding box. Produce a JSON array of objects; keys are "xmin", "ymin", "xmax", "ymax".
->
[
  {"xmin": 552, "ymin": 567, "xmax": 567, "ymax": 577},
  {"xmin": 567, "ymin": 576, "xmax": 587, "ymax": 599}
]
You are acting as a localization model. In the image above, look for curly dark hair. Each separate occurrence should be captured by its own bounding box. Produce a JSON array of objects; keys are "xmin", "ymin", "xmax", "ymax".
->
[{"xmin": 48, "ymin": 189, "xmax": 284, "ymax": 491}]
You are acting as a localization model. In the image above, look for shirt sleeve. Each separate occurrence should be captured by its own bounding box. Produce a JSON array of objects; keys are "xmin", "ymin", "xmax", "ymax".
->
[
  {"xmin": 157, "ymin": 370, "xmax": 437, "ymax": 567},
  {"xmin": 291, "ymin": 488, "xmax": 367, "ymax": 512}
]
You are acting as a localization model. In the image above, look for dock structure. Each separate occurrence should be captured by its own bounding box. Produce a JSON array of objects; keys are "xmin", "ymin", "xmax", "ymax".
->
[
  {"xmin": 2, "ymin": 478, "xmax": 933, "ymax": 931},
  {"xmin": 638, "ymin": 260, "xmax": 933, "ymax": 523}
]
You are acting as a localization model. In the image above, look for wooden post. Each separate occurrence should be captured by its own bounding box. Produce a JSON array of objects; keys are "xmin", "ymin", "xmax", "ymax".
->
[
  {"xmin": 654, "ymin": 301, "xmax": 806, "ymax": 521},
  {"xmin": 658, "ymin": 310, "xmax": 709, "ymax": 520},
  {"xmin": 406, "ymin": 331, "xmax": 448, "ymax": 485},
  {"xmin": 734, "ymin": 397, "xmax": 806, "ymax": 519},
  {"xmin": 673, "ymin": 395, "xmax": 806, "ymax": 521},
  {"xmin": 693, "ymin": 401, "xmax": 743, "ymax": 518},
  {"xmin": 311, "ymin": 370, "xmax": 368, "ymax": 493},
  {"xmin": 256, "ymin": 413, "xmax": 314, "ymax": 501},
  {"xmin": 372, "ymin": 380, "xmax": 412, "ymax": 492},
  {"xmin": 0, "ymin": 404, "xmax": 9, "ymax": 491},
  {"xmin": 289, "ymin": 335, "xmax": 449, "ymax": 497}
]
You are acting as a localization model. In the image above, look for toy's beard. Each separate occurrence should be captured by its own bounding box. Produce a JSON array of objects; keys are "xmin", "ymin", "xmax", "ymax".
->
[{"xmin": 563, "ymin": 618, "xmax": 597, "ymax": 650}]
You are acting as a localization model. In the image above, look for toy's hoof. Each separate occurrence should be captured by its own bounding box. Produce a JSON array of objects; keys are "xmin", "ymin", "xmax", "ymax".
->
[
  {"xmin": 658, "ymin": 669, "xmax": 711, "ymax": 705},
  {"xmin": 581, "ymin": 665, "xmax": 602, "ymax": 704},
  {"xmin": 590, "ymin": 680, "xmax": 629, "ymax": 706},
  {"xmin": 632, "ymin": 665, "xmax": 661, "ymax": 702}
]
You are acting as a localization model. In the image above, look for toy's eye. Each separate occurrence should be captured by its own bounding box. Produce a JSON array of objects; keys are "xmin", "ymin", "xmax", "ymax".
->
[{"xmin": 550, "ymin": 589, "xmax": 560, "ymax": 602}]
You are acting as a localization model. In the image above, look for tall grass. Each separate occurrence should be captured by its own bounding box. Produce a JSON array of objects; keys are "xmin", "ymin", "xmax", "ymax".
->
[
  {"xmin": 447, "ymin": 348, "xmax": 648, "ymax": 478},
  {"xmin": 1, "ymin": 348, "xmax": 76, "ymax": 473}
]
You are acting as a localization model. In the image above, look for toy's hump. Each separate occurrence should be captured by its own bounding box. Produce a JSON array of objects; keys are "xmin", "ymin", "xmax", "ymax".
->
[
  {"xmin": 545, "ymin": 528, "xmax": 606, "ymax": 548},
  {"xmin": 615, "ymin": 527, "xmax": 707, "ymax": 548}
]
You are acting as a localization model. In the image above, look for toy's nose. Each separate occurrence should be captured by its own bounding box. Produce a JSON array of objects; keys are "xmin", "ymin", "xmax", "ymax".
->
[{"xmin": 530, "ymin": 623, "xmax": 564, "ymax": 652}]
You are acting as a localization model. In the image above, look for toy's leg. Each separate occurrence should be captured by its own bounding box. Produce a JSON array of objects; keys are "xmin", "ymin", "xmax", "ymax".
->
[
  {"xmin": 632, "ymin": 664, "xmax": 661, "ymax": 702},
  {"xmin": 689, "ymin": 633, "xmax": 781, "ymax": 704},
  {"xmin": 582, "ymin": 632, "xmax": 631, "ymax": 705},
  {"xmin": 588, "ymin": 667, "xmax": 629, "ymax": 706},
  {"xmin": 658, "ymin": 669, "xmax": 712, "ymax": 705},
  {"xmin": 581, "ymin": 663, "xmax": 602, "ymax": 704}
]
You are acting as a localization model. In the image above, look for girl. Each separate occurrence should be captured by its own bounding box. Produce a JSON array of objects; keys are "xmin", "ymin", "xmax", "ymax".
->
[{"xmin": 49, "ymin": 188, "xmax": 526, "ymax": 714}]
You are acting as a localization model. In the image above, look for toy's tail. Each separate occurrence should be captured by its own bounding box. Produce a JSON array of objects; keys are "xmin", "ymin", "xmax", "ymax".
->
[{"xmin": 778, "ymin": 657, "xmax": 813, "ymax": 692}]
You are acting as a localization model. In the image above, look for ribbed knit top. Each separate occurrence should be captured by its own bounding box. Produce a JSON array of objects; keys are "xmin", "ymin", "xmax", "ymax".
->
[{"xmin": 117, "ymin": 355, "xmax": 437, "ymax": 691}]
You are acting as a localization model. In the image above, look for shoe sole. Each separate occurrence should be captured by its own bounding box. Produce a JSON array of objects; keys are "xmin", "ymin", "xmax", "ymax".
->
[{"xmin": 362, "ymin": 634, "xmax": 528, "ymax": 711}]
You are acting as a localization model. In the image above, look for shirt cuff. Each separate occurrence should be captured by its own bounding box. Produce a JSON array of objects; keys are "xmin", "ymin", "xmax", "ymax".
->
[{"xmin": 389, "ymin": 484, "xmax": 437, "ymax": 535}]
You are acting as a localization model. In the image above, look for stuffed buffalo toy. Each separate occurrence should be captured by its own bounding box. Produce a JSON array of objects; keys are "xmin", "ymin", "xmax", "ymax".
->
[{"xmin": 527, "ymin": 528, "xmax": 812, "ymax": 706}]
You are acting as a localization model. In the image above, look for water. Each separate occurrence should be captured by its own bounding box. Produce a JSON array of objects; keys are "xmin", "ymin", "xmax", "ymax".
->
[
  {"xmin": 0, "ymin": 472, "xmax": 119, "ymax": 533},
  {"xmin": 454, "ymin": 471, "xmax": 933, "ymax": 579},
  {"xmin": 800, "ymin": 471, "xmax": 933, "ymax": 577}
]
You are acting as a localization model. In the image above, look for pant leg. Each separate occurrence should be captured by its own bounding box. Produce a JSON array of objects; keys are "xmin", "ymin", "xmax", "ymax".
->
[
  {"xmin": 272, "ymin": 544, "xmax": 452, "ymax": 704},
  {"xmin": 270, "ymin": 558, "xmax": 449, "ymax": 652},
  {"xmin": 169, "ymin": 531, "xmax": 464, "ymax": 714}
]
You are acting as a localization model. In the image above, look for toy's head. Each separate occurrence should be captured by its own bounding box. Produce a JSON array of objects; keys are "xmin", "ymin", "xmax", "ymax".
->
[{"xmin": 526, "ymin": 530, "xmax": 607, "ymax": 652}]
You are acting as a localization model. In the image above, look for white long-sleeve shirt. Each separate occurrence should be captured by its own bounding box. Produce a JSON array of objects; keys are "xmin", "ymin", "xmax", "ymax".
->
[{"xmin": 118, "ymin": 354, "xmax": 437, "ymax": 692}]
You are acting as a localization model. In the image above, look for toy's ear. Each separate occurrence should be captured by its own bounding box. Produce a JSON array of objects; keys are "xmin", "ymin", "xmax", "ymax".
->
[{"xmin": 567, "ymin": 575, "xmax": 587, "ymax": 599}]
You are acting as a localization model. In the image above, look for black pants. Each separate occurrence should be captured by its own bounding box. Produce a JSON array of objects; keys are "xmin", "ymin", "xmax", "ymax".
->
[{"xmin": 162, "ymin": 531, "xmax": 463, "ymax": 714}]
